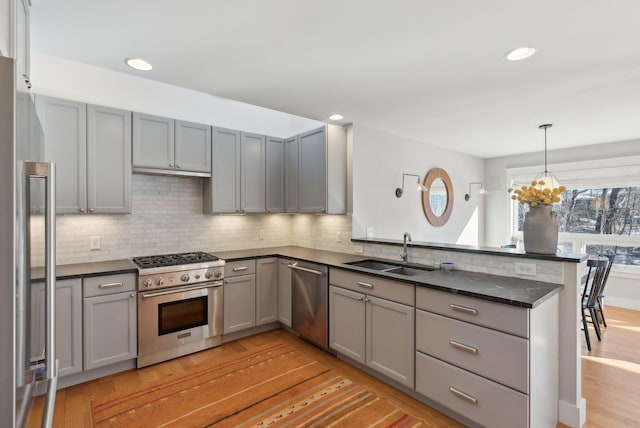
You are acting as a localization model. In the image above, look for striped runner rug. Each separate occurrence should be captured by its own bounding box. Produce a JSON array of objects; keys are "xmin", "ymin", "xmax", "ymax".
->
[{"xmin": 92, "ymin": 342, "xmax": 428, "ymax": 427}]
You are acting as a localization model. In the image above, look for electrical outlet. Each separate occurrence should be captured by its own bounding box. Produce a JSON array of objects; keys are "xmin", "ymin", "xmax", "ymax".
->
[
  {"xmin": 354, "ymin": 245, "xmax": 364, "ymax": 254},
  {"xmin": 336, "ymin": 232, "xmax": 342, "ymax": 242},
  {"xmin": 89, "ymin": 235, "xmax": 101, "ymax": 251},
  {"xmin": 515, "ymin": 263, "xmax": 536, "ymax": 276},
  {"xmin": 366, "ymin": 227, "xmax": 374, "ymax": 238},
  {"xmin": 258, "ymin": 229, "xmax": 265, "ymax": 240}
]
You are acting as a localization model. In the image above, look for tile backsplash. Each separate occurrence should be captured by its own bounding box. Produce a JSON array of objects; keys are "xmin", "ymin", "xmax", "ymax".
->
[{"xmin": 29, "ymin": 174, "xmax": 564, "ymax": 284}]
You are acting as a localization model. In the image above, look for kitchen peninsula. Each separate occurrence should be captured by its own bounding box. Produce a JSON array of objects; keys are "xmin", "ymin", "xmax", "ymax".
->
[{"xmin": 39, "ymin": 242, "xmax": 586, "ymax": 428}]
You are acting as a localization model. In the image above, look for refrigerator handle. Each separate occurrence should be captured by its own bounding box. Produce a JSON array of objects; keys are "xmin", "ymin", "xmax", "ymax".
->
[{"xmin": 42, "ymin": 162, "xmax": 57, "ymax": 428}]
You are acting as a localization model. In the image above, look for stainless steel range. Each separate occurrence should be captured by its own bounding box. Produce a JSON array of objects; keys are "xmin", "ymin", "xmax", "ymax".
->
[{"xmin": 132, "ymin": 252, "xmax": 225, "ymax": 368}]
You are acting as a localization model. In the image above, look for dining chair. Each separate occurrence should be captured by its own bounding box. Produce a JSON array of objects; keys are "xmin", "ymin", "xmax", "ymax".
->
[
  {"xmin": 596, "ymin": 252, "xmax": 616, "ymax": 327},
  {"xmin": 581, "ymin": 258, "xmax": 608, "ymax": 351}
]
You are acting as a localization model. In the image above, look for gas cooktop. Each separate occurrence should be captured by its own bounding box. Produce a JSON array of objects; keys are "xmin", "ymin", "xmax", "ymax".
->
[{"xmin": 132, "ymin": 251, "xmax": 220, "ymax": 270}]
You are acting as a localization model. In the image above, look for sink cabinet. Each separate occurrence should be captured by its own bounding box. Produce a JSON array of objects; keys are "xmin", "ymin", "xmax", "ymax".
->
[{"xmin": 329, "ymin": 269, "xmax": 415, "ymax": 388}]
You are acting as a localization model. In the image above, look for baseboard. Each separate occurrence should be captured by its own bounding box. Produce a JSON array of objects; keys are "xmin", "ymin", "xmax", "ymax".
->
[
  {"xmin": 559, "ymin": 397, "xmax": 587, "ymax": 428},
  {"xmin": 605, "ymin": 298, "xmax": 640, "ymax": 311}
]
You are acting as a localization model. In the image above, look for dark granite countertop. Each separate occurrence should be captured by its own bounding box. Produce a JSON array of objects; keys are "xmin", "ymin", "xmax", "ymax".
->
[
  {"xmin": 351, "ymin": 237, "xmax": 588, "ymax": 263},
  {"xmin": 36, "ymin": 246, "xmax": 565, "ymax": 309},
  {"xmin": 211, "ymin": 246, "xmax": 562, "ymax": 308},
  {"xmin": 31, "ymin": 259, "xmax": 137, "ymax": 282}
]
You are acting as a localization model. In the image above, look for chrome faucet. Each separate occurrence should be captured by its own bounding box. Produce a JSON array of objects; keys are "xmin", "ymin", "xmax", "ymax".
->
[{"xmin": 401, "ymin": 232, "xmax": 412, "ymax": 264}]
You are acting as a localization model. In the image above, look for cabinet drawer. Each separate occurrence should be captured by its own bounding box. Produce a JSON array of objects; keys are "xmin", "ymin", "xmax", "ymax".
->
[
  {"xmin": 225, "ymin": 259, "xmax": 256, "ymax": 277},
  {"xmin": 416, "ymin": 286, "xmax": 528, "ymax": 337},
  {"xmin": 330, "ymin": 269, "xmax": 414, "ymax": 306},
  {"xmin": 416, "ymin": 310, "xmax": 528, "ymax": 393},
  {"xmin": 84, "ymin": 273, "xmax": 136, "ymax": 297},
  {"xmin": 416, "ymin": 352, "xmax": 528, "ymax": 428}
]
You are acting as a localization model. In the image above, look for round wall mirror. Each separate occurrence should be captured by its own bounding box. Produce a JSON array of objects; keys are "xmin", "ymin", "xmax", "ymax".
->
[{"xmin": 422, "ymin": 168, "xmax": 454, "ymax": 226}]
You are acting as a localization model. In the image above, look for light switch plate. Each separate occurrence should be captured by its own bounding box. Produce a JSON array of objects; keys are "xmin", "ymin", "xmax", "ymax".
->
[
  {"xmin": 336, "ymin": 232, "xmax": 342, "ymax": 242},
  {"xmin": 89, "ymin": 236, "xmax": 101, "ymax": 251},
  {"xmin": 354, "ymin": 245, "xmax": 364, "ymax": 254}
]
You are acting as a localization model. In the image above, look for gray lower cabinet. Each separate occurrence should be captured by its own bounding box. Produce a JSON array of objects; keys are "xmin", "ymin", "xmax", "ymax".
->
[
  {"xmin": 132, "ymin": 113, "xmax": 211, "ymax": 176},
  {"xmin": 30, "ymin": 279, "xmax": 83, "ymax": 377},
  {"xmin": 83, "ymin": 273, "xmax": 137, "ymax": 371},
  {"xmin": 277, "ymin": 259, "xmax": 292, "ymax": 327},
  {"xmin": 266, "ymin": 136, "xmax": 285, "ymax": 213},
  {"xmin": 329, "ymin": 282, "xmax": 415, "ymax": 388},
  {"xmin": 35, "ymin": 95, "xmax": 132, "ymax": 214},
  {"xmin": 223, "ymin": 260, "xmax": 257, "ymax": 333},
  {"xmin": 256, "ymin": 258, "xmax": 278, "ymax": 325}
]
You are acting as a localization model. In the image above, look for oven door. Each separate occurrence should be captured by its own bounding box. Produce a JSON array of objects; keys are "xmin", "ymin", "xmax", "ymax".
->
[{"xmin": 138, "ymin": 281, "xmax": 223, "ymax": 355}]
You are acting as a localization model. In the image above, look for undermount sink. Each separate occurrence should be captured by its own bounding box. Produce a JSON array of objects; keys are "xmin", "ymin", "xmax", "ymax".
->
[{"xmin": 345, "ymin": 259, "xmax": 435, "ymax": 276}]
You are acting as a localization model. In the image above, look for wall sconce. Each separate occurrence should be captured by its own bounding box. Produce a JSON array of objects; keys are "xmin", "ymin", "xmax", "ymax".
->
[
  {"xmin": 464, "ymin": 182, "xmax": 488, "ymax": 201},
  {"xmin": 395, "ymin": 173, "xmax": 427, "ymax": 198}
]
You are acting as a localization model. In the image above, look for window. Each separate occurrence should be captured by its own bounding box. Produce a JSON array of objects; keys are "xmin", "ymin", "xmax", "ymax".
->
[{"xmin": 507, "ymin": 157, "xmax": 640, "ymax": 269}]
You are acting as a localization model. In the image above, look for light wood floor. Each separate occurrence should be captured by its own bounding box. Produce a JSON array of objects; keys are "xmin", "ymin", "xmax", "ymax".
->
[{"xmin": 29, "ymin": 305, "xmax": 640, "ymax": 427}]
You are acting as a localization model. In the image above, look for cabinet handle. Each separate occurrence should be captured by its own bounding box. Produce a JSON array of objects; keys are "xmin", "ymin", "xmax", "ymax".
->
[
  {"xmin": 357, "ymin": 296, "xmax": 364, "ymax": 301},
  {"xmin": 232, "ymin": 266, "xmax": 248, "ymax": 272},
  {"xmin": 130, "ymin": 293, "xmax": 135, "ymax": 298},
  {"xmin": 364, "ymin": 297, "xmax": 370, "ymax": 302},
  {"xmin": 450, "ymin": 340, "xmax": 478, "ymax": 355},
  {"xmin": 169, "ymin": 163, "xmax": 173, "ymax": 167},
  {"xmin": 449, "ymin": 387, "xmax": 478, "ymax": 404},
  {"xmin": 176, "ymin": 165, "xmax": 181, "ymax": 169},
  {"xmin": 89, "ymin": 208, "xmax": 94, "ymax": 213},
  {"xmin": 357, "ymin": 281, "xmax": 374, "ymax": 289},
  {"xmin": 79, "ymin": 208, "xmax": 85, "ymax": 213},
  {"xmin": 98, "ymin": 282, "xmax": 123, "ymax": 289},
  {"xmin": 450, "ymin": 304, "xmax": 478, "ymax": 316}
]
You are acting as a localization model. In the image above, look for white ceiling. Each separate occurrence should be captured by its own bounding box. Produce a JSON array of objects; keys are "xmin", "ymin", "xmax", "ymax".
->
[{"xmin": 30, "ymin": 0, "xmax": 640, "ymax": 158}]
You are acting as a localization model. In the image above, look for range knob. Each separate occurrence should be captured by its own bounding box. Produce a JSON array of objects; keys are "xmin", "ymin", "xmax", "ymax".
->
[
  {"xmin": 214, "ymin": 270, "xmax": 222, "ymax": 279},
  {"xmin": 155, "ymin": 278, "xmax": 164, "ymax": 286},
  {"xmin": 205, "ymin": 271, "xmax": 213, "ymax": 279},
  {"xmin": 180, "ymin": 274, "xmax": 190, "ymax": 282},
  {"xmin": 143, "ymin": 279, "xmax": 153, "ymax": 288}
]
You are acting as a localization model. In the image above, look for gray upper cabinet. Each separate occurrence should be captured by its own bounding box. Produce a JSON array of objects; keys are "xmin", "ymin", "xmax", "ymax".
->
[
  {"xmin": 205, "ymin": 127, "xmax": 241, "ymax": 214},
  {"xmin": 285, "ymin": 136, "xmax": 299, "ymax": 212},
  {"xmin": 241, "ymin": 132, "xmax": 266, "ymax": 213},
  {"xmin": 133, "ymin": 113, "xmax": 211, "ymax": 176},
  {"xmin": 266, "ymin": 136, "xmax": 285, "ymax": 213},
  {"xmin": 132, "ymin": 113, "xmax": 175, "ymax": 171},
  {"xmin": 286, "ymin": 125, "xmax": 347, "ymax": 214},
  {"xmin": 298, "ymin": 127, "xmax": 327, "ymax": 213},
  {"xmin": 175, "ymin": 120, "xmax": 212, "ymax": 173},
  {"xmin": 35, "ymin": 95, "xmax": 87, "ymax": 214},
  {"xmin": 87, "ymin": 105, "xmax": 132, "ymax": 213},
  {"xmin": 205, "ymin": 128, "xmax": 266, "ymax": 214}
]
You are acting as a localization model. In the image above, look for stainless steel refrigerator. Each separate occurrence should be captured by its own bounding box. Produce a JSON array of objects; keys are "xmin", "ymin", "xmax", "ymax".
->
[{"xmin": 0, "ymin": 56, "xmax": 58, "ymax": 427}]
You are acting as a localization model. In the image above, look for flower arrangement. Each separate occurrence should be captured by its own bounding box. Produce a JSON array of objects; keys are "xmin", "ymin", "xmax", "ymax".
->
[{"xmin": 507, "ymin": 180, "xmax": 566, "ymax": 206}]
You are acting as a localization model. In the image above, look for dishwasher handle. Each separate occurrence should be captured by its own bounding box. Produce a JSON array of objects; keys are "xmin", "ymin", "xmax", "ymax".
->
[{"xmin": 287, "ymin": 263, "xmax": 324, "ymax": 276}]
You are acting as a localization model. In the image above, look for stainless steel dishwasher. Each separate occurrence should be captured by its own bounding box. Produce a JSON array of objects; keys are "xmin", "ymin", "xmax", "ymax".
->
[{"xmin": 289, "ymin": 261, "xmax": 329, "ymax": 349}]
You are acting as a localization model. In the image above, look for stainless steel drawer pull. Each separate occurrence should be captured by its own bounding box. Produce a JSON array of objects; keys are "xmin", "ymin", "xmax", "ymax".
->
[
  {"xmin": 357, "ymin": 281, "xmax": 374, "ymax": 289},
  {"xmin": 232, "ymin": 266, "xmax": 248, "ymax": 272},
  {"xmin": 450, "ymin": 340, "xmax": 478, "ymax": 355},
  {"xmin": 287, "ymin": 264, "xmax": 323, "ymax": 276},
  {"xmin": 177, "ymin": 332, "xmax": 191, "ymax": 339},
  {"xmin": 98, "ymin": 282, "xmax": 123, "ymax": 289},
  {"xmin": 450, "ymin": 304, "xmax": 478, "ymax": 315},
  {"xmin": 449, "ymin": 387, "xmax": 478, "ymax": 404}
]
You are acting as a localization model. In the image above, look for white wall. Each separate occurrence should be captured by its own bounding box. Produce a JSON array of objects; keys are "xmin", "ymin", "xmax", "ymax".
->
[
  {"xmin": 0, "ymin": 0, "xmax": 11, "ymax": 57},
  {"xmin": 30, "ymin": 53, "xmax": 323, "ymax": 138},
  {"xmin": 351, "ymin": 124, "xmax": 485, "ymax": 245}
]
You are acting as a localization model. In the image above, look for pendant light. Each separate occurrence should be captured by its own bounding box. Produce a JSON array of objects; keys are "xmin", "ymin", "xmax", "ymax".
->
[{"xmin": 534, "ymin": 124, "xmax": 560, "ymax": 190}]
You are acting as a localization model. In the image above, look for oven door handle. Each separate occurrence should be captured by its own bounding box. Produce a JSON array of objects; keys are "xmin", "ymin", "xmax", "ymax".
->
[{"xmin": 140, "ymin": 281, "xmax": 223, "ymax": 299}]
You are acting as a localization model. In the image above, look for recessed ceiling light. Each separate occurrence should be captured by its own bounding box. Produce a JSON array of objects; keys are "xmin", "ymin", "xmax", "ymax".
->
[
  {"xmin": 328, "ymin": 114, "xmax": 343, "ymax": 121},
  {"xmin": 505, "ymin": 47, "xmax": 536, "ymax": 61},
  {"xmin": 125, "ymin": 58, "xmax": 153, "ymax": 71}
]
